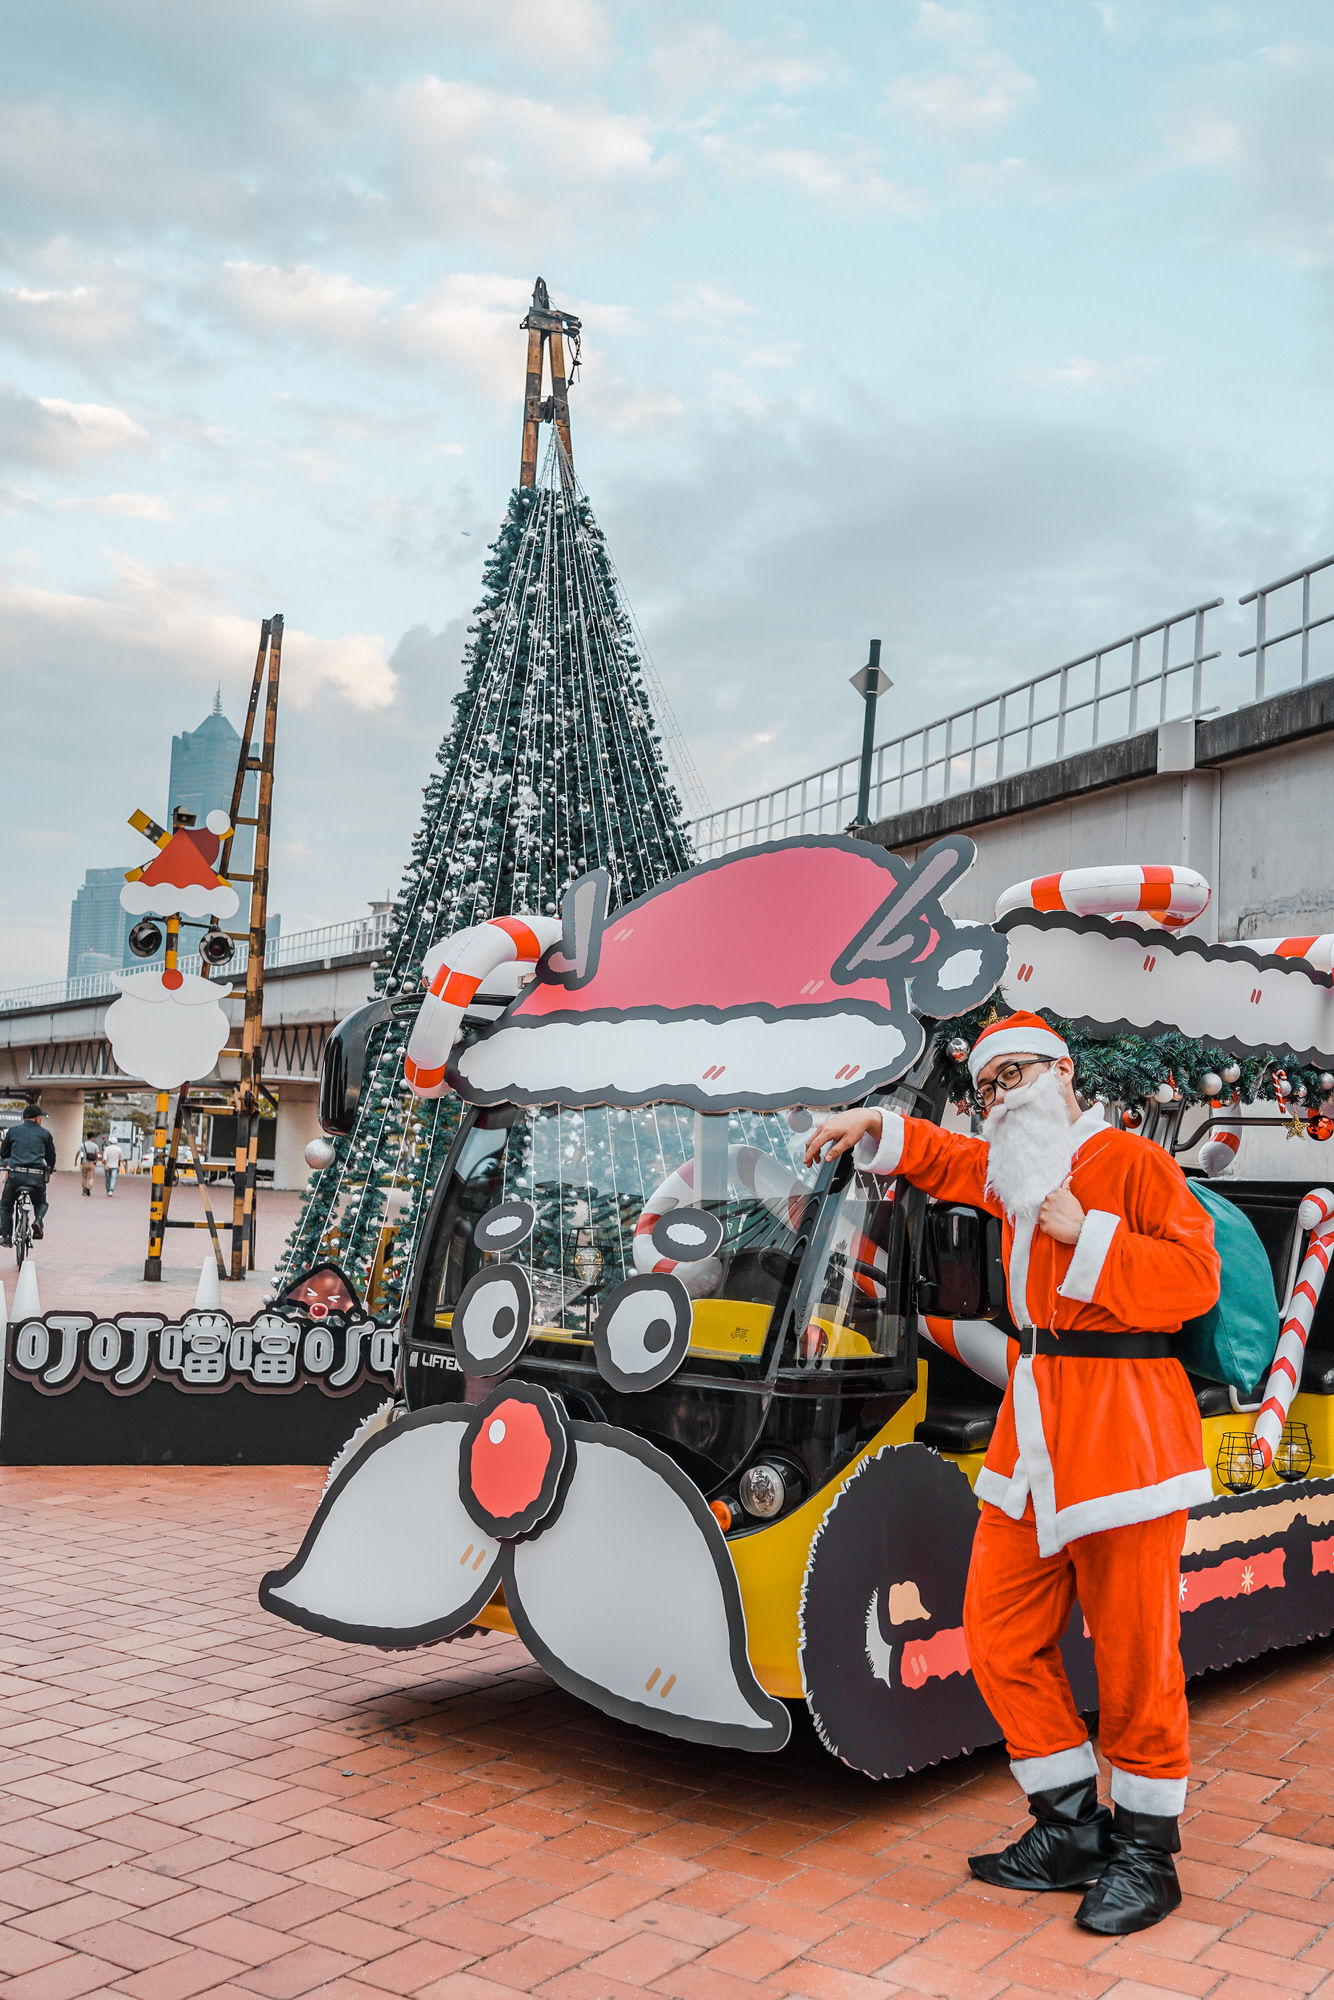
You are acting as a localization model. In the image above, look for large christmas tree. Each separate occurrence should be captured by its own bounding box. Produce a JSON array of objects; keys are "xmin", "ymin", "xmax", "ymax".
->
[{"xmin": 278, "ymin": 363, "xmax": 698, "ymax": 1313}]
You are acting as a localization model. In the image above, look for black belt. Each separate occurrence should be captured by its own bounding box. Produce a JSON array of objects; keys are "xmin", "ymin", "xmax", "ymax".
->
[{"xmin": 1018, "ymin": 1327, "xmax": 1173, "ymax": 1360}]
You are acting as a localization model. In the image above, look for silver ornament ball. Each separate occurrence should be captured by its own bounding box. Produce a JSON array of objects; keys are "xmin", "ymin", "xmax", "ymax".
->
[
  {"xmin": 1154, "ymin": 1081, "xmax": 1176, "ymax": 1105},
  {"xmin": 1222, "ymin": 1062, "xmax": 1241, "ymax": 1085},
  {"xmin": 1200, "ymin": 1071, "xmax": 1223, "ymax": 1098},
  {"xmin": 304, "ymin": 1136, "xmax": 336, "ymax": 1171}
]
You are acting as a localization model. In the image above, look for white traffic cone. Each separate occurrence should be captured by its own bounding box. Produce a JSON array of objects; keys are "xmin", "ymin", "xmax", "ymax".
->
[
  {"xmin": 194, "ymin": 1256, "xmax": 223, "ymax": 1310},
  {"xmin": 12, "ymin": 1258, "xmax": 41, "ymax": 1319}
]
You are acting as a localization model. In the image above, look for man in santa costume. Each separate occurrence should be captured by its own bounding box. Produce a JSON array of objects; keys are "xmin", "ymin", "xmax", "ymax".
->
[{"xmin": 806, "ymin": 1011, "xmax": 1219, "ymax": 1936}]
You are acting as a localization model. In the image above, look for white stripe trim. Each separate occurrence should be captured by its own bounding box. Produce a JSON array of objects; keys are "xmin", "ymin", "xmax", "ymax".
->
[
  {"xmin": 975, "ymin": 1466, "xmax": 1031, "ymax": 1518},
  {"xmin": 854, "ymin": 1111, "xmax": 905, "ymax": 1175},
  {"xmin": 1012, "ymin": 1354, "xmax": 1062, "ymax": 1556},
  {"xmin": 1011, "ymin": 1742, "xmax": 1098, "ymax": 1795},
  {"xmin": 1110, "ymin": 1768, "xmax": 1187, "ymax": 1817},
  {"xmin": 1052, "ymin": 1468, "xmax": 1214, "ymax": 1549},
  {"xmin": 968, "ymin": 1025, "xmax": 1069, "ymax": 1082},
  {"xmin": 1007, "ymin": 1211, "xmax": 1037, "ymax": 1327},
  {"xmin": 1059, "ymin": 1209, "xmax": 1120, "ymax": 1304}
]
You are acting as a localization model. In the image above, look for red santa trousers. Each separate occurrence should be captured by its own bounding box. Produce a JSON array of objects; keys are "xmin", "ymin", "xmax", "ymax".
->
[{"xmin": 963, "ymin": 1501, "xmax": 1190, "ymax": 1817}]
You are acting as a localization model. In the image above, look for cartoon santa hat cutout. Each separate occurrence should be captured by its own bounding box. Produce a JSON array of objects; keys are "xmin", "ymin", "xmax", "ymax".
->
[
  {"xmin": 120, "ymin": 810, "xmax": 240, "ymax": 923},
  {"xmin": 448, "ymin": 834, "xmax": 1008, "ymax": 1114},
  {"xmin": 105, "ymin": 967, "xmax": 234, "ymax": 1090},
  {"xmin": 965, "ymin": 1011, "xmax": 1069, "ymax": 1081}
]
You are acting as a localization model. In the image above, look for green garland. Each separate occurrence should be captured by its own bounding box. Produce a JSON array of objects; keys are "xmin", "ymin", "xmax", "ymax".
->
[{"xmin": 931, "ymin": 1002, "xmax": 1334, "ymax": 1122}]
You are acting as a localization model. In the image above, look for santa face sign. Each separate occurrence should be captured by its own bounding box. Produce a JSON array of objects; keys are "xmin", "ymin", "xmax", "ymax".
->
[
  {"xmin": 443, "ymin": 834, "xmax": 1007, "ymax": 1115},
  {"xmin": 105, "ymin": 967, "xmax": 233, "ymax": 1090}
]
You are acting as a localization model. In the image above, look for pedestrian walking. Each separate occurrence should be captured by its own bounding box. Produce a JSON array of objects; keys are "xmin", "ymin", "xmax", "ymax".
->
[
  {"xmin": 102, "ymin": 1136, "xmax": 124, "ymax": 1195},
  {"xmin": 79, "ymin": 1134, "xmax": 100, "ymax": 1196}
]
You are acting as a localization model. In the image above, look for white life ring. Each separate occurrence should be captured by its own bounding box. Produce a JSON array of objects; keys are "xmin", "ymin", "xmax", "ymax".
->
[
  {"xmin": 1245, "ymin": 935, "xmax": 1334, "ymax": 974},
  {"xmin": 632, "ymin": 1145, "xmax": 809, "ymax": 1298},
  {"xmin": 995, "ymin": 864, "xmax": 1210, "ymax": 932},
  {"xmin": 404, "ymin": 913, "xmax": 562, "ymax": 1099},
  {"xmin": 919, "ymin": 1313, "xmax": 1016, "ymax": 1390}
]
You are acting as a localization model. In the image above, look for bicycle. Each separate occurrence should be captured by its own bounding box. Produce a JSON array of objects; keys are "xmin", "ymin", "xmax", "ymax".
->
[{"xmin": 11, "ymin": 1182, "xmax": 36, "ymax": 1267}]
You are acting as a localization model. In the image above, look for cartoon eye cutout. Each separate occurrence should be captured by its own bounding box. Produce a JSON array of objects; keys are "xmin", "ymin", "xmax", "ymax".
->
[
  {"xmin": 591, "ymin": 1272, "xmax": 693, "ymax": 1394},
  {"xmin": 474, "ymin": 1199, "xmax": 536, "ymax": 1255},
  {"xmin": 649, "ymin": 1205, "xmax": 724, "ymax": 1265},
  {"xmin": 451, "ymin": 1263, "xmax": 533, "ymax": 1376}
]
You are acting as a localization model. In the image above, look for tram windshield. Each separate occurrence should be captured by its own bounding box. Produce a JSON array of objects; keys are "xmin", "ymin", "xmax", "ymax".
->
[{"xmin": 417, "ymin": 1099, "xmax": 916, "ymax": 1374}]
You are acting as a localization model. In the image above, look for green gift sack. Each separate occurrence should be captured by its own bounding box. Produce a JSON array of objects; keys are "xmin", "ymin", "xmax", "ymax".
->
[{"xmin": 1177, "ymin": 1181, "xmax": 1281, "ymax": 1399}]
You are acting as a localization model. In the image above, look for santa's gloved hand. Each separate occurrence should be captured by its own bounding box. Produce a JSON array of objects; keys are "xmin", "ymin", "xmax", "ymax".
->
[
  {"xmin": 804, "ymin": 1109, "xmax": 881, "ymax": 1167},
  {"xmin": 1039, "ymin": 1179, "xmax": 1086, "ymax": 1243}
]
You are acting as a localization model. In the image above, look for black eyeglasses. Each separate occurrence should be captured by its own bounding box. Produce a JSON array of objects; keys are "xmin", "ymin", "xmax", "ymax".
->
[{"xmin": 972, "ymin": 1055, "xmax": 1056, "ymax": 1113}]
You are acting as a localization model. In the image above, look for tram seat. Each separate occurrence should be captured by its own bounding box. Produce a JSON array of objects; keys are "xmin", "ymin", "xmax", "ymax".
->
[
  {"xmin": 915, "ymin": 1404, "xmax": 999, "ymax": 1453},
  {"xmin": 1188, "ymin": 1376, "xmax": 1233, "ymax": 1419},
  {"xmin": 915, "ymin": 1345, "xmax": 1001, "ymax": 1455}
]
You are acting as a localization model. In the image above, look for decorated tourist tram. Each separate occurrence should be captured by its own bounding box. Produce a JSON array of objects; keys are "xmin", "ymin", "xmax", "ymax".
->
[{"xmin": 262, "ymin": 835, "xmax": 1334, "ymax": 1777}]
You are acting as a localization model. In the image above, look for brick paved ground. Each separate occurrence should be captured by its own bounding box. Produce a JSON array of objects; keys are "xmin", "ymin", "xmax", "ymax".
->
[
  {"xmin": 1, "ymin": 1467, "xmax": 1332, "ymax": 2000},
  {"xmin": 7, "ymin": 1174, "xmax": 302, "ymax": 1318}
]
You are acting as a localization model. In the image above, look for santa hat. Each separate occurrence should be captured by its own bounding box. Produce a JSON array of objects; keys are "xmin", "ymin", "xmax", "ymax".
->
[
  {"xmin": 453, "ymin": 837, "xmax": 1006, "ymax": 1114},
  {"xmin": 968, "ymin": 1010, "xmax": 1069, "ymax": 1083},
  {"xmin": 120, "ymin": 810, "xmax": 240, "ymax": 922}
]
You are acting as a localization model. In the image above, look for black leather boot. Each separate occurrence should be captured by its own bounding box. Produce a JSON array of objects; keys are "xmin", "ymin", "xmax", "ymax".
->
[
  {"xmin": 969, "ymin": 1779, "xmax": 1113, "ymax": 1891},
  {"xmin": 1075, "ymin": 1805, "xmax": 1181, "ymax": 1934}
]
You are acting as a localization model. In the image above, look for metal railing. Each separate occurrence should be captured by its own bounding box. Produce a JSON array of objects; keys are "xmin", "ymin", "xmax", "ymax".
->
[
  {"xmin": 691, "ymin": 597, "xmax": 1223, "ymax": 857},
  {"xmin": 1240, "ymin": 553, "xmax": 1334, "ymax": 699},
  {"xmin": 0, "ymin": 911, "xmax": 392, "ymax": 1017},
  {"xmin": 691, "ymin": 553, "xmax": 1334, "ymax": 859}
]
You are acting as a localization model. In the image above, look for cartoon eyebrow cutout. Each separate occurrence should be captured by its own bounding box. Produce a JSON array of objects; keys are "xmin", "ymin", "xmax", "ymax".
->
[{"xmin": 259, "ymin": 1203, "xmax": 789, "ymax": 1754}]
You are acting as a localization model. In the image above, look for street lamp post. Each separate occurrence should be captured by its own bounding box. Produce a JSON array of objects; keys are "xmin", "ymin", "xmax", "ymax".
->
[{"xmin": 848, "ymin": 638, "xmax": 892, "ymax": 835}]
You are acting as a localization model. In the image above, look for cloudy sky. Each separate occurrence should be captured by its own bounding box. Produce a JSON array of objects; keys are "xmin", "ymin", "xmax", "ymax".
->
[{"xmin": 4, "ymin": 0, "xmax": 1334, "ymax": 981}]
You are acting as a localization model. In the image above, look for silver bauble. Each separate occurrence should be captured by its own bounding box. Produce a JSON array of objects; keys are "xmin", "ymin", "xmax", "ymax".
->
[{"xmin": 304, "ymin": 1136, "xmax": 336, "ymax": 1170}]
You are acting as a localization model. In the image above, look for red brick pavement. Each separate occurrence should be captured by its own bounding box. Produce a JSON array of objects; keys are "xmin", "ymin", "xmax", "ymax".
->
[
  {"xmin": 7, "ymin": 1174, "xmax": 302, "ymax": 1319},
  {"xmin": 1, "ymin": 1464, "xmax": 1332, "ymax": 2000}
]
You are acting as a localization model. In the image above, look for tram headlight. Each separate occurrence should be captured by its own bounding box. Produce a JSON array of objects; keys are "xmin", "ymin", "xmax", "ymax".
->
[{"xmin": 739, "ymin": 1460, "xmax": 790, "ymax": 1520}]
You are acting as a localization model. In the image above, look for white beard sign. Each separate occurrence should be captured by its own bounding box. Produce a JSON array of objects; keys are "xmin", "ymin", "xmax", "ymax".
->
[{"xmin": 106, "ymin": 968, "xmax": 234, "ymax": 1089}]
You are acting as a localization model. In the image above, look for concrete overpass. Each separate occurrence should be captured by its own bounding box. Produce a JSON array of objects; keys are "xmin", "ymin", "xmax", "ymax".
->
[{"xmin": 0, "ymin": 916, "xmax": 386, "ymax": 1188}]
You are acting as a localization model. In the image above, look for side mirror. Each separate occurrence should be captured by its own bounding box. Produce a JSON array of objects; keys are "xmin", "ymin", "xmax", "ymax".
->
[
  {"xmin": 318, "ymin": 997, "xmax": 416, "ymax": 1134},
  {"xmin": 916, "ymin": 1204, "xmax": 1003, "ymax": 1320}
]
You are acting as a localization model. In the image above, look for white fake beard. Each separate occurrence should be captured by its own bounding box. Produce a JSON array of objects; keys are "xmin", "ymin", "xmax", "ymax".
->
[{"xmin": 983, "ymin": 1066, "xmax": 1077, "ymax": 1219}]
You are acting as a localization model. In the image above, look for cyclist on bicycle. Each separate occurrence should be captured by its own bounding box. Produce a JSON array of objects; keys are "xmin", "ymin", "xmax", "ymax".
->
[{"xmin": 0, "ymin": 1105, "xmax": 56, "ymax": 1247}]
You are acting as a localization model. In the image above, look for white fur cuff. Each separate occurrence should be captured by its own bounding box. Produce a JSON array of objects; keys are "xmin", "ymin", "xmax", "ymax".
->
[
  {"xmin": 1058, "ymin": 1208, "xmax": 1120, "ymax": 1303},
  {"xmin": 854, "ymin": 1111, "xmax": 905, "ymax": 1175}
]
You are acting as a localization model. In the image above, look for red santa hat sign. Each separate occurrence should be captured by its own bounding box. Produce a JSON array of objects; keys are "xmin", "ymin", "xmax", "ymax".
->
[
  {"xmin": 120, "ymin": 810, "xmax": 240, "ymax": 923},
  {"xmin": 449, "ymin": 834, "xmax": 1007, "ymax": 1114}
]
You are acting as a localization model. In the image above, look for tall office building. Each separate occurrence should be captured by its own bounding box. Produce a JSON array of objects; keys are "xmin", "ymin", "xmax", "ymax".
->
[{"xmin": 66, "ymin": 694, "xmax": 261, "ymax": 978}]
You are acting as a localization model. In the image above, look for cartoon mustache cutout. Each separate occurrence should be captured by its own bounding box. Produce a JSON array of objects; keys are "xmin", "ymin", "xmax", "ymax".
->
[
  {"xmin": 259, "ymin": 1380, "xmax": 790, "ymax": 1751},
  {"xmin": 260, "ymin": 1200, "xmax": 790, "ymax": 1753}
]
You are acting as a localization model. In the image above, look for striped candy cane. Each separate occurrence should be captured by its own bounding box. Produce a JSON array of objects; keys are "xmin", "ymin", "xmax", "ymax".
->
[
  {"xmin": 1198, "ymin": 1105, "xmax": 1243, "ymax": 1177},
  {"xmin": 1252, "ymin": 1186, "xmax": 1334, "ymax": 1468}
]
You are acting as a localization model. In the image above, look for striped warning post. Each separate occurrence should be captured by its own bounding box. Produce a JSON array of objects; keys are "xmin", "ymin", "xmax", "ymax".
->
[
  {"xmin": 1252, "ymin": 1186, "xmax": 1334, "ymax": 1469},
  {"xmin": 995, "ymin": 864, "xmax": 1210, "ymax": 931}
]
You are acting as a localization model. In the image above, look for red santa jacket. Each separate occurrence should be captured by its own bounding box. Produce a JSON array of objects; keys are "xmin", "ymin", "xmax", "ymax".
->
[{"xmin": 857, "ymin": 1103, "xmax": 1220, "ymax": 1555}]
